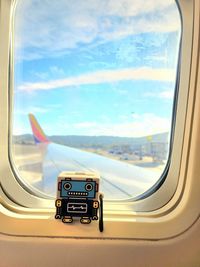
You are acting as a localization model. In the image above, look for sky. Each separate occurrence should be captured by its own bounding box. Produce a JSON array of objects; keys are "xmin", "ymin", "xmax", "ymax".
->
[{"xmin": 13, "ymin": 0, "xmax": 181, "ymax": 137}]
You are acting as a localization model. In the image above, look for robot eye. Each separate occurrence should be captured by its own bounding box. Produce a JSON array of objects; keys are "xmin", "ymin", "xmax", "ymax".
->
[
  {"xmin": 64, "ymin": 182, "xmax": 72, "ymax": 191},
  {"xmin": 85, "ymin": 183, "xmax": 93, "ymax": 191}
]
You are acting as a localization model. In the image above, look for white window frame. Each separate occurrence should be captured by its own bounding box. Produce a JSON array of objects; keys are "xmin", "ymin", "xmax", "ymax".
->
[{"xmin": 1, "ymin": 0, "xmax": 200, "ymax": 240}]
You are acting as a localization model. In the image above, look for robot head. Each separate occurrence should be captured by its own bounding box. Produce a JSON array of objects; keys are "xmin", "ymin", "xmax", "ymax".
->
[{"xmin": 57, "ymin": 172, "xmax": 99, "ymax": 199}]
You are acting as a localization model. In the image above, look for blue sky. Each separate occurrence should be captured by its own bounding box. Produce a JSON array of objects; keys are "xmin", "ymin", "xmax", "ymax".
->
[{"xmin": 13, "ymin": 0, "xmax": 181, "ymax": 137}]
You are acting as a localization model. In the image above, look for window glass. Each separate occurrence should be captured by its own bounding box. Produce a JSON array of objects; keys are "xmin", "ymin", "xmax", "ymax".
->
[{"xmin": 12, "ymin": 0, "xmax": 181, "ymax": 199}]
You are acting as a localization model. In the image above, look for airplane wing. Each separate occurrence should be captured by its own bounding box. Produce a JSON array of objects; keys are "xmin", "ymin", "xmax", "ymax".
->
[{"xmin": 28, "ymin": 114, "xmax": 161, "ymax": 200}]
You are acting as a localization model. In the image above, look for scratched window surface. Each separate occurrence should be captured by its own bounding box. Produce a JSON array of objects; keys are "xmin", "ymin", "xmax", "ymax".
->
[{"xmin": 11, "ymin": 0, "xmax": 181, "ymax": 200}]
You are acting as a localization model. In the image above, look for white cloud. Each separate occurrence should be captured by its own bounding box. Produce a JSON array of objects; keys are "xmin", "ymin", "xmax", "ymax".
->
[
  {"xmin": 49, "ymin": 66, "xmax": 65, "ymax": 76},
  {"xmin": 16, "ymin": 106, "xmax": 50, "ymax": 116},
  {"xmin": 105, "ymin": 0, "xmax": 174, "ymax": 17},
  {"xmin": 30, "ymin": 66, "xmax": 65, "ymax": 81},
  {"xmin": 68, "ymin": 113, "xmax": 170, "ymax": 137},
  {"xmin": 13, "ymin": 111, "xmax": 171, "ymax": 137},
  {"xmin": 159, "ymin": 90, "xmax": 174, "ymax": 99},
  {"xmin": 18, "ymin": 67, "xmax": 176, "ymax": 92},
  {"xmin": 101, "ymin": 10, "xmax": 180, "ymax": 42},
  {"xmin": 74, "ymin": 122, "xmax": 98, "ymax": 129},
  {"xmin": 131, "ymin": 113, "xmax": 140, "ymax": 119},
  {"xmin": 144, "ymin": 89, "xmax": 174, "ymax": 100},
  {"xmin": 15, "ymin": 0, "xmax": 180, "ymax": 60},
  {"xmin": 13, "ymin": 122, "xmax": 29, "ymax": 135}
]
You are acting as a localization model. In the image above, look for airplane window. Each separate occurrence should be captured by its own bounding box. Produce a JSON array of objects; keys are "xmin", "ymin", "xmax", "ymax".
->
[{"xmin": 11, "ymin": 0, "xmax": 181, "ymax": 200}]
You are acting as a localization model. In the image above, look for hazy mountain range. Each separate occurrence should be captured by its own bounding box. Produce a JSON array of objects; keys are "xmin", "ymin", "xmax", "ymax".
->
[{"xmin": 13, "ymin": 132, "xmax": 169, "ymax": 149}]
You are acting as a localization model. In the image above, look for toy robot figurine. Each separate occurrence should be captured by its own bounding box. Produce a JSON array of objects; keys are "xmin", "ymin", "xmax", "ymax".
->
[{"xmin": 55, "ymin": 172, "xmax": 103, "ymax": 229}]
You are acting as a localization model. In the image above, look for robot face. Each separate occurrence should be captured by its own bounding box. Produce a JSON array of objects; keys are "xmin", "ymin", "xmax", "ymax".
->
[{"xmin": 59, "ymin": 179, "xmax": 98, "ymax": 198}]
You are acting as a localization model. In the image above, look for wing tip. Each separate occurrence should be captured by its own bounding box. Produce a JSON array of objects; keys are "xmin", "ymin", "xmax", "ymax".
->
[{"xmin": 28, "ymin": 113, "xmax": 50, "ymax": 144}]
